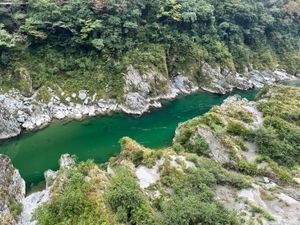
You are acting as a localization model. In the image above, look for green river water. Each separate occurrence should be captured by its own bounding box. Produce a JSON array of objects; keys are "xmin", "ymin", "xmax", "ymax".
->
[{"xmin": 0, "ymin": 90, "xmax": 258, "ymax": 188}]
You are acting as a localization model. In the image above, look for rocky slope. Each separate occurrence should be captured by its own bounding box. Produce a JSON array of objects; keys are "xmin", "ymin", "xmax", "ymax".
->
[
  {"xmin": 0, "ymin": 63, "xmax": 298, "ymax": 140},
  {"xmin": 173, "ymin": 84, "xmax": 300, "ymax": 224},
  {"xmin": 0, "ymin": 155, "xmax": 25, "ymax": 225},
  {"xmin": 0, "ymin": 153, "xmax": 76, "ymax": 225}
]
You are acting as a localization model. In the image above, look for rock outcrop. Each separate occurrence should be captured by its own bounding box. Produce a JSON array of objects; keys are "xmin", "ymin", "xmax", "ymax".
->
[
  {"xmin": 0, "ymin": 153, "xmax": 76, "ymax": 225},
  {"xmin": 119, "ymin": 65, "xmax": 198, "ymax": 114},
  {"xmin": 0, "ymin": 102, "xmax": 21, "ymax": 140},
  {"xmin": 216, "ymin": 181, "xmax": 300, "ymax": 225},
  {"xmin": 0, "ymin": 155, "xmax": 25, "ymax": 225},
  {"xmin": 174, "ymin": 94, "xmax": 264, "ymax": 165},
  {"xmin": 18, "ymin": 154, "xmax": 75, "ymax": 225},
  {"xmin": 199, "ymin": 63, "xmax": 297, "ymax": 94}
]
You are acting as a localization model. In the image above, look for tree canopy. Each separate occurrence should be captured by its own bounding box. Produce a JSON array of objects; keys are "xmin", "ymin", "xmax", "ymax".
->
[{"xmin": 0, "ymin": 0, "xmax": 299, "ymax": 81}]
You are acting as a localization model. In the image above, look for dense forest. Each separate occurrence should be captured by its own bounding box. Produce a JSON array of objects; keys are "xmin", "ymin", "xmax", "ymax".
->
[{"xmin": 0, "ymin": 0, "xmax": 300, "ymax": 96}]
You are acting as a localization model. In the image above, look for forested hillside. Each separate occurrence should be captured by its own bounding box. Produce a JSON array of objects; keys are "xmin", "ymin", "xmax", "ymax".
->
[{"xmin": 0, "ymin": 0, "xmax": 300, "ymax": 96}]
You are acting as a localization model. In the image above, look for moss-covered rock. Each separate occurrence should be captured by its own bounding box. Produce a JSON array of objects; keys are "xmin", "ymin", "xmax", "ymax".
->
[
  {"xmin": 0, "ymin": 155, "xmax": 25, "ymax": 225},
  {"xmin": 174, "ymin": 85, "xmax": 300, "ymax": 184}
]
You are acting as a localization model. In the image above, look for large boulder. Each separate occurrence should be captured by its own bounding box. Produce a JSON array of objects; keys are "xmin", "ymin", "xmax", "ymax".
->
[{"xmin": 0, "ymin": 102, "xmax": 21, "ymax": 140}]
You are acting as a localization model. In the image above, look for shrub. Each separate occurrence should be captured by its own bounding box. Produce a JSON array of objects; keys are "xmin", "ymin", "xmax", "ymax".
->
[
  {"xmin": 200, "ymin": 113, "xmax": 223, "ymax": 129},
  {"xmin": 131, "ymin": 150, "xmax": 144, "ymax": 166},
  {"xmin": 226, "ymin": 121, "xmax": 253, "ymax": 139},
  {"xmin": 175, "ymin": 127, "xmax": 194, "ymax": 146},
  {"xmin": 255, "ymin": 120, "xmax": 300, "ymax": 167},
  {"xmin": 34, "ymin": 171, "xmax": 107, "ymax": 225},
  {"xmin": 156, "ymin": 194, "xmax": 241, "ymax": 225},
  {"xmin": 105, "ymin": 167, "xmax": 153, "ymax": 225},
  {"xmin": 237, "ymin": 160, "xmax": 257, "ymax": 176},
  {"xmin": 193, "ymin": 137, "xmax": 210, "ymax": 155},
  {"xmin": 173, "ymin": 143, "xmax": 185, "ymax": 153},
  {"xmin": 9, "ymin": 198, "xmax": 22, "ymax": 219}
]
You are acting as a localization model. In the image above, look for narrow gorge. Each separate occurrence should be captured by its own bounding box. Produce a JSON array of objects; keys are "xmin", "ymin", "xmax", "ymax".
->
[
  {"xmin": 1, "ymin": 84, "xmax": 300, "ymax": 225},
  {"xmin": 1, "ymin": 0, "xmax": 299, "ymax": 224}
]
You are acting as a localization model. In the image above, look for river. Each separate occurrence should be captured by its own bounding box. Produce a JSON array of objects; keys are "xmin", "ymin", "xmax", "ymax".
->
[{"xmin": 0, "ymin": 90, "xmax": 258, "ymax": 188}]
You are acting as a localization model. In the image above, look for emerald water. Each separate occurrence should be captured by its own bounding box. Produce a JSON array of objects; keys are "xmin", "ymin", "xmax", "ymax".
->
[{"xmin": 0, "ymin": 90, "xmax": 257, "ymax": 188}]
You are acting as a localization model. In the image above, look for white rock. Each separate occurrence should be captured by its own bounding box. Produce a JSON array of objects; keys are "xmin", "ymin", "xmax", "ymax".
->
[
  {"xmin": 54, "ymin": 111, "xmax": 66, "ymax": 120},
  {"xmin": 59, "ymin": 154, "xmax": 75, "ymax": 169},
  {"xmin": 136, "ymin": 159, "xmax": 165, "ymax": 189},
  {"xmin": 78, "ymin": 90, "xmax": 87, "ymax": 100},
  {"xmin": 293, "ymin": 178, "xmax": 300, "ymax": 184},
  {"xmin": 263, "ymin": 177, "xmax": 270, "ymax": 184}
]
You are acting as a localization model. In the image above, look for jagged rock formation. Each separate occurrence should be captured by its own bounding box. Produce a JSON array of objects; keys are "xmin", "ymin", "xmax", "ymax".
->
[
  {"xmin": 0, "ymin": 155, "xmax": 25, "ymax": 225},
  {"xmin": 119, "ymin": 65, "xmax": 198, "ymax": 114},
  {"xmin": 199, "ymin": 63, "xmax": 297, "ymax": 94},
  {"xmin": 0, "ymin": 102, "xmax": 21, "ymax": 140},
  {"xmin": 18, "ymin": 154, "xmax": 75, "ymax": 225}
]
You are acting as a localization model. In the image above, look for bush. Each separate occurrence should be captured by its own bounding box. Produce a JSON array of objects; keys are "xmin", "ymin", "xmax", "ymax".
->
[
  {"xmin": 105, "ymin": 167, "xmax": 153, "ymax": 225},
  {"xmin": 131, "ymin": 150, "xmax": 144, "ymax": 166},
  {"xmin": 175, "ymin": 127, "xmax": 194, "ymax": 146},
  {"xmin": 156, "ymin": 194, "xmax": 241, "ymax": 225},
  {"xmin": 34, "ymin": 171, "xmax": 107, "ymax": 225},
  {"xmin": 173, "ymin": 143, "xmax": 185, "ymax": 153},
  {"xmin": 9, "ymin": 198, "xmax": 22, "ymax": 219},
  {"xmin": 237, "ymin": 160, "xmax": 257, "ymax": 176},
  {"xmin": 156, "ymin": 161, "xmax": 242, "ymax": 225},
  {"xmin": 200, "ymin": 113, "xmax": 223, "ymax": 129},
  {"xmin": 193, "ymin": 137, "xmax": 209, "ymax": 155},
  {"xmin": 255, "ymin": 118, "xmax": 300, "ymax": 167},
  {"xmin": 226, "ymin": 121, "xmax": 253, "ymax": 140}
]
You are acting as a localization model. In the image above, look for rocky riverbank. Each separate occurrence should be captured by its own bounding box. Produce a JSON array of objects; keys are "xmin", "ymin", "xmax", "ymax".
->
[{"xmin": 0, "ymin": 64, "xmax": 298, "ymax": 140}]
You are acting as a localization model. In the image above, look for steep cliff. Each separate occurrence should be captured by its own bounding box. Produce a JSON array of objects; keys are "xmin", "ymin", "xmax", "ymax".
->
[{"xmin": 0, "ymin": 155, "xmax": 25, "ymax": 225}]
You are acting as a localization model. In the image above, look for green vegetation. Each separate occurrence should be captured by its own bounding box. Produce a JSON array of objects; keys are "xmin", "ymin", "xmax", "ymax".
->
[
  {"xmin": 31, "ymin": 85, "xmax": 300, "ymax": 225},
  {"xmin": 33, "ymin": 137, "xmax": 249, "ymax": 225},
  {"xmin": 226, "ymin": 121, "xmax": 253, "ymax": 140},
  {"xmin": 105, "ymin": 167, "xmax": 154, "ymax": 224},
  {"xmin": 1, "ymin": 0, "xmax": 299, "ymax": 96},
  {"xmin": 174, "ymin": 85, "xmax": 300, "ymax": 183},
  {"xmin": 255, "ymin": 85, "xmax": 300, "ymax": 167},
  {"xmin": 237, "ymin": 160, "xmax": 257, "ymax": 176},
  {"xmin": 9, "ymin": 198, "xmax": 23, "ymax": 220},
  {"xmin": 247, "ymin": 201, "xmax": 274, "ymax": 221},
  {"xmin": 33, "ymin": 170, "xmax": 112, "ymax": 225}
]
